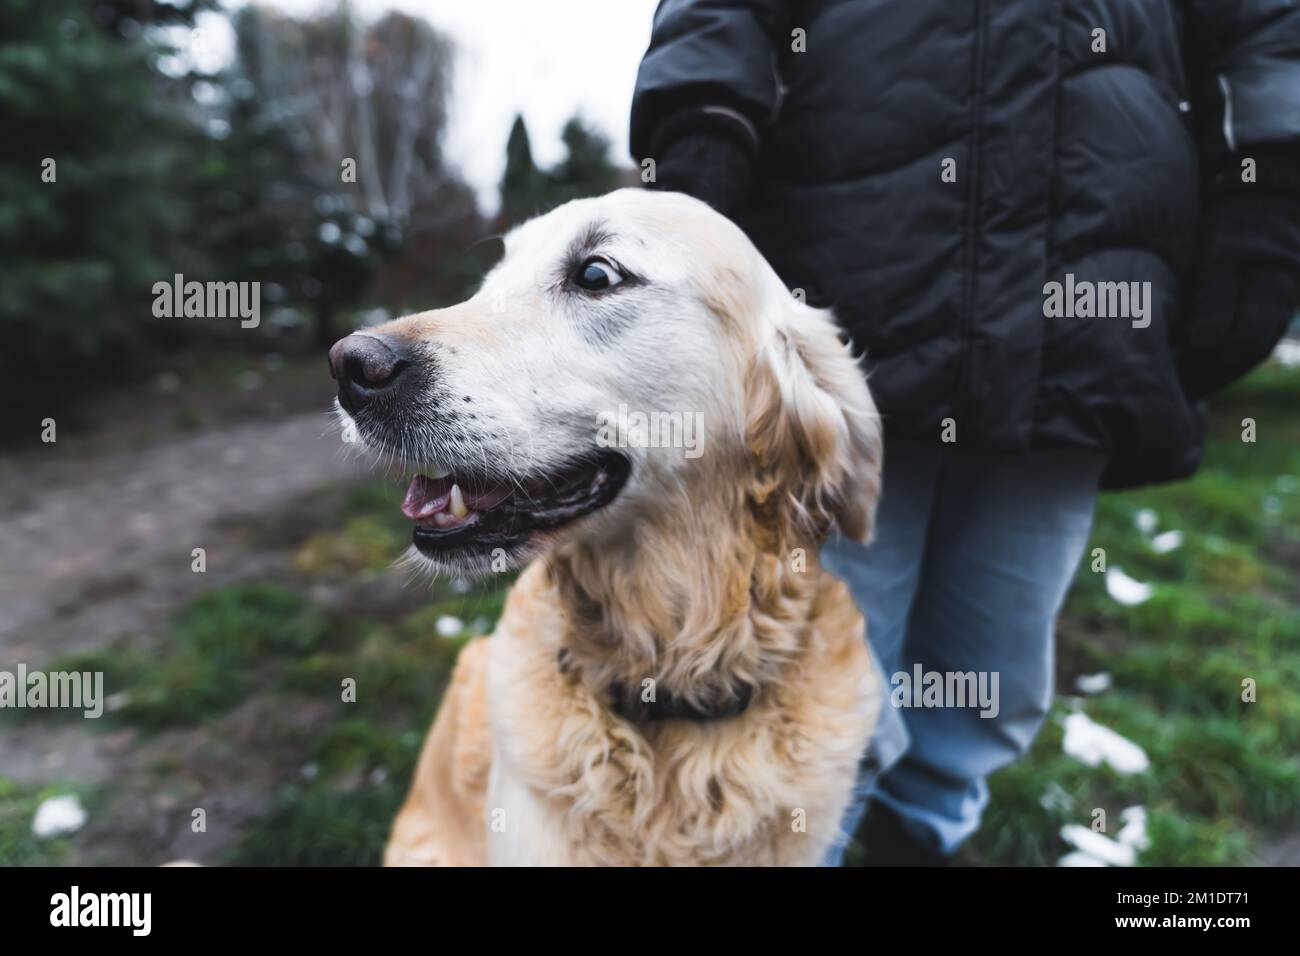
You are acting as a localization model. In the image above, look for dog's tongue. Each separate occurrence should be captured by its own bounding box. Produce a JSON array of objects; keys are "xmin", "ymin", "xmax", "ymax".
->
[
  {"xmin": 402, "ymin": 474, "xmax": 454, "ymax": 519},
  {"xmin": 401, "ymin": 473, "xmax": 513, "ymax": 519}
]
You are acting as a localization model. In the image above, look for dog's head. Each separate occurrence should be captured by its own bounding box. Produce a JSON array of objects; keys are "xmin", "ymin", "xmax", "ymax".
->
[{"xmin": 330, "ymin": 189, "xmax": 880, "ymax": 577}]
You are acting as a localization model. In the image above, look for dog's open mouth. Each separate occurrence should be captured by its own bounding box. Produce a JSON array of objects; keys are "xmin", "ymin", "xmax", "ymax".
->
[{"xmin": 401, "ymin": 450, "xmax": 630, "ymax": 558}]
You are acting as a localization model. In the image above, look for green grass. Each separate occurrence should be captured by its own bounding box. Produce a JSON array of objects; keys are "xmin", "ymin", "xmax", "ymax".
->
[
  {"xmin": 24, "ymin": 582, "xmax": 331, "ymax": 730},
  {"xmin": 226, "ymin": 784, "xmax": 408, "ymax": 866},
  {"xmin": 285, "ymin": 623, "xmax": 465, "ymax": 715},
  {"xmin": 291, "ymin": 481, "xmax": 416, "ymax": 576},
  {"xmin": 3, "ymin": 472, "xmax": 510, "ymax": 863},
  {"xmin": 0, "ymin": 779, "xmax": 89, "ymax": 866},
  {"xmin": 126, "ymin": 582, "xmax": 330, "ymax": 728},
  {"xmin": 5, "ymin": 574, "xmax": 501, "ymax": 865},
  {"xmin": 225, "ymin": 591, "xmax": 503, "ymax": 865},
  {"xmin": 965, "ymin": 360, "xmax": 1300, "ymax": 866}
]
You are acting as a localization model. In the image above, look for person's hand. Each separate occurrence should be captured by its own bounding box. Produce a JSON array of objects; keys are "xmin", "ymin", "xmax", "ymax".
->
[
  {"xmin": 650, "ymin": 127, "xmax": 756, "ymax": 221},
  {"xmin": 1178, "ymin": 193, "xmax": 1300, "ymax": 399}
]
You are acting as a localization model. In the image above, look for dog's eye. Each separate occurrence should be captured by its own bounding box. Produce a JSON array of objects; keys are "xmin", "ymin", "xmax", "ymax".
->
[{"xmin": 574, "ymin": 257, "xmax": 625, "ymax": 292}]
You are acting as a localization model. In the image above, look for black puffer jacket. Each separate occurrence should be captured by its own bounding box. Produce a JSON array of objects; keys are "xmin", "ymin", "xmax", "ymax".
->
[{"xmin": 631, "ymin": 0, "xmax": 1300, "ymax": 487}]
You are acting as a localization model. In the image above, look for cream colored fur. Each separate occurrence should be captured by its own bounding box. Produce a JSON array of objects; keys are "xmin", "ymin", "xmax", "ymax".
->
[{"xmin": 358, "ymin": 190, "xmax": 883, "ymax": 866}]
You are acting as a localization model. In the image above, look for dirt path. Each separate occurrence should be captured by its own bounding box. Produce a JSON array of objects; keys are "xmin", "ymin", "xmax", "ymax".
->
[
  {"xmin": 0, "ymin": 395, "xmax": 386, "ymax": 863},
  {"xmin": 0, "ymin": 410, "xmax": 365, "ymax": 664}
]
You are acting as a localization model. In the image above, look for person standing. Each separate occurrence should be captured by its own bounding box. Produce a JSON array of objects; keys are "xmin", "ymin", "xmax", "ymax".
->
[{"xmin": 630, "ymin": 0, "xmax": 1300, "ymax": 863}]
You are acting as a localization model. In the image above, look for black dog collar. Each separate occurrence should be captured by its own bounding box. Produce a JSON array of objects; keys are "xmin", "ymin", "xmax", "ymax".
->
[{"xmin": 607, "ymin": 680, "xmax": 754, "ymax": 723}]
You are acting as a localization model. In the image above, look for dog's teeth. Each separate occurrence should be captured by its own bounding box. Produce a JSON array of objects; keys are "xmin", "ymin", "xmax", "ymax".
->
[
  {"xmin": 449, "ymin": 483, "xmax": 468, "ymax": 518},
  {"xmin": 426, "ymin": 464, "xmax": 451, "ymax": 480}
]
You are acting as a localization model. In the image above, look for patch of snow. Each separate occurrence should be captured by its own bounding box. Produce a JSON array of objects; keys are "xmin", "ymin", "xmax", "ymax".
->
[
  {"xmin": 1106, "ymin": 567, "xmax": 1153, "ymax": 606},
  {"xmin": 1058, "ymin": 850, "xmax": 1109, "ymax": 867},
  {"xmin": 1062, "ymin": 711, "xmax": 1150, "ymax": 775},
  {"xmin": 1117, "ymin": 806, "xmax": 1151, "ymax": 851},
  {"xmin": 32, "ymin": 794, "xmax": 87, "ymax": 839},
  {"xmin": 1060, "ymin": 824, "xmax": 1138, "ymax": 866},
  {"xmin": 1075, "ymin": 672, "xmax": 1113, "ymax": 695},
  {"xmin": 1274, "ymin": 338, "xmax": 1300, "ymax": 368},
  {"xmin": 1150, "ymin": 530, "xmax": 1183, "ymax": 554}
]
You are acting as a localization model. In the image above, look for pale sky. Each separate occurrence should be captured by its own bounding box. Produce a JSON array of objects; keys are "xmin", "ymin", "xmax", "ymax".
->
[{"xmin": 207, "ymin": 0, "xmax": 660, "ymax": 213}]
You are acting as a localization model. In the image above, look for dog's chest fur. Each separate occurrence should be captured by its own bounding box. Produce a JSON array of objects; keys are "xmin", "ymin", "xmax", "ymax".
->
[{"xmin": 481, "ymin": 563, "xmax": 878, "ymax": 866}]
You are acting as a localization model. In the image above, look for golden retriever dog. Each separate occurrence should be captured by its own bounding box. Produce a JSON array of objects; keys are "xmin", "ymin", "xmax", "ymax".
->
[{"xmin": 327, "ymin": 188, "xmax": 883, "ymax": 866}]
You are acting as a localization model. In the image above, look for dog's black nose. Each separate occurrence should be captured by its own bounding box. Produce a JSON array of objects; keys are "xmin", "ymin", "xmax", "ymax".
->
[{"xmin": 329, "ymin": 333, "xmax": 409, "ymax": 412}]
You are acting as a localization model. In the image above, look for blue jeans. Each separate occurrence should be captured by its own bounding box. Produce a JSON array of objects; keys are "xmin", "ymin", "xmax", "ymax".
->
[{"xmin": 821, "ymin": 442, "xmax": 1104, "ymax": 863}]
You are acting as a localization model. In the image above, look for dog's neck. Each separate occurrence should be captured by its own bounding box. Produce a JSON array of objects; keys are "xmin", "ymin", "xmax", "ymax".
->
[{"xmin": 545, "ymin": 487, "xmax": 831, "ymax": 719}]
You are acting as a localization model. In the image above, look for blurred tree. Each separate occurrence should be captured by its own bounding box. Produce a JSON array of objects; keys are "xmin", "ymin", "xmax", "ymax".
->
[
  {"xmin": 498, "ymin": 114, "xmax": 620, "ymax": 228},
  {"xmin": 501, "ymin": 115, "xmax": 549, "ymax": 224},
  {"xmin": 217, "ymin": 1, "xmax": 465, "ymax": 344},
  {"xmin": 554, "ymin": 118, "xmax": 621, "ymax": 198},
  {"xmin": 0, "ymin": 0, "xmax": 211, "ymax": 377},
  {"xmin": 0, "ymin": 0, "xmax": 483, "ymax": 411}
]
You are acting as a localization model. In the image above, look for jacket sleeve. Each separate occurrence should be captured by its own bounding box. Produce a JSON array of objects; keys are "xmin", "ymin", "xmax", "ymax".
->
[
  {"xmin": 629, "ymin": 0, "xmax": 791, "ymax": 161},
  {"xmin": 1178, "ymin": 2, "xmax": 1300, "ymax": 398},
  {"xmin": 1185, "ymin": 1, "xmax": 1300, "ymax": 193}
]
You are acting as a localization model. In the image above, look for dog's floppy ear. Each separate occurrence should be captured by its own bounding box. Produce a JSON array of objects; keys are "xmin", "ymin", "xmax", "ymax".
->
[{"xmin": 744, "ymin": 302, "xmax": 882, "ymax": 544}]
